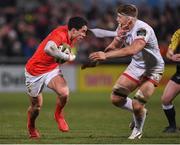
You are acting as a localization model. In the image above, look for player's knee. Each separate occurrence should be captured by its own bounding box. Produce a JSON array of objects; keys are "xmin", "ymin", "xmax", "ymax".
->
[
  {"xmin": 112, "ymin": 87, "xmax": 129, "ymax": 98},
  {"xmin": 57, "ymin": 87, "xmax": 69, "ymax": 99},
  {"xmin": 133, "ymin": 90, "xmax": 147, "ymax": 113},
  {"xmin": 161, "ymin": 97, "xmax": 171, "ymax": 105},
  {"xmin": 134, "ymin": 90, "xmax": 147, "ymax": 105},
  {"xmin": 111, "ymin": 96, "xmax": 127, "ymax": 107},
  {"xmin": 111, "ymin": 87, "xmax": 129, "ymax": 107}
]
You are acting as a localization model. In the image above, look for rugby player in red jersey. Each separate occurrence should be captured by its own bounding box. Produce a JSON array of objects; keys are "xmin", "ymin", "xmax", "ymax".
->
[{"xmin": 25, "ymin": 17, "xmax": 88, "ymax": 139}]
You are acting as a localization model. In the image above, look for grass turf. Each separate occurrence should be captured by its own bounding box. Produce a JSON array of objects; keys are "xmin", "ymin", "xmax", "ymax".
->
[{"xmin": 0, "ymin": 89, "xmax": 180, "ymax": 144}]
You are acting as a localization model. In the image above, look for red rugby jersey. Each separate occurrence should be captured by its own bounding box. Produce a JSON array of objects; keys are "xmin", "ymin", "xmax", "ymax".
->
[{"xmin": 25, "ymin": 25, "xmax": 73, "ymax": 76}]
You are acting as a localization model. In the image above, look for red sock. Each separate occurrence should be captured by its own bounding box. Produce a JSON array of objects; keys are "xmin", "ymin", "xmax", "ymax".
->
[
  {"xmin": 55, "ymin": 104, "xmax": 62, "ymax": 114},
  {"xmin": 27, "ymin": 110, "xmax": 35, "ymax": 128}
]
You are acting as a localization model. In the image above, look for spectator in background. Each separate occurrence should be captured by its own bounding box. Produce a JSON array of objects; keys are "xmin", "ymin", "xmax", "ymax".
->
[
  {"xmin": 0, "ymin": 0, "xmax": 179, "ymax": 63},
  {"xmin": 22, "ymin": 36, "xmax": 38, "ymax": 58},
  {"xmin": 161, "ymin": 28, "xmax": 180, "ymax": 133}
]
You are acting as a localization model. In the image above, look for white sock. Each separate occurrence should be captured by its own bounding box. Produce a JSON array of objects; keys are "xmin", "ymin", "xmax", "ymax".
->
[
  {"xmin": 162, "ymin": 104, "xmax": 173, "ymax": 110},
  {"xmin": 133, "ymin": 109, "xmax": 147, "ymax": 132},
  {"xmin": 121, "ymin": 97, "xmax": 133, "ymax": 112}
]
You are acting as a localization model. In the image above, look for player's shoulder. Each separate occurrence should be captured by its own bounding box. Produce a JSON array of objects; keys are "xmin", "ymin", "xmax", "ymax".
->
[
  {"xmin": 50, "ymin": 25, "xmax": 68, "ymax": 39},
  {"xmin": 52, "ymin": 25, "xmax": 68, "ymax": 35},
  {"xmin": 135, "ymin": 20, "xmax": 152, "ymax": 31},
  {"xmin": 132, "ymin": 20, "xmax": 153, "ymax": 36}
]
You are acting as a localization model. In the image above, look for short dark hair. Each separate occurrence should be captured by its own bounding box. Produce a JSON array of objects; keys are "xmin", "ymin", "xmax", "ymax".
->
[
  {"xmin": 117, "ymin": 4, "xmax": 138, "ymax": 18},
  {"xmin": 68, "ymin": 16, "xmax": 87, "ymax": 30}
]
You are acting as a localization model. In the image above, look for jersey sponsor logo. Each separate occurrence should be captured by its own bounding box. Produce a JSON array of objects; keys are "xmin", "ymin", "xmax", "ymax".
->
[{"xmin": 137, "ymin": 28, "xmax": 147, "ymax": 36}]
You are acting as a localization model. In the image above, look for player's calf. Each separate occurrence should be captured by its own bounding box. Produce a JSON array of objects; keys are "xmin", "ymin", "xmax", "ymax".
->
[
  {"xmin": 27, "ymin": 105, "xmax": 41, "ymax": 128},
  {"xmin": 27, "ymin": 108, "xmax": 41, "ymax": 139},
  {"xmin": 132, "ymin": 90, "xmax": 148, "ymax": 133},
  {"xmin": 129, "ymin": 109, "xmax": 148, "ymax": 130}
]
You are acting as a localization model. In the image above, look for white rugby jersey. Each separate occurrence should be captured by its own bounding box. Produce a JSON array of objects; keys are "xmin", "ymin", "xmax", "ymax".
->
[{"xmin": 118, "ymin": 20, "xmax": 164, "ymax": 72}]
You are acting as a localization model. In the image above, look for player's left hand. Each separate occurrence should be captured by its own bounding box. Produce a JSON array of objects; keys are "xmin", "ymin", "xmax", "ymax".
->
[{"xmin": 89, "ymin": 51, "xmax": 106, "ymax": 61}]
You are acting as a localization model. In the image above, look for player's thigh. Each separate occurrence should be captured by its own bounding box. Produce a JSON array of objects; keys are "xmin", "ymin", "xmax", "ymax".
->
[
  {"xmin": 114, "ymin": 74, "xmax": 138, "ymax": 92},
  {"xmin": 47, "ymin": 75, "xmax": 69, "ymax": 97},
  {"xmin": 25, "ymin": 71, "xmax": 45, "ymax": 97},
  {"xmin": 161, "ymin": 80, "xmax": 180, "ymax": 104},
  {"xmin": 111, "ymin": 74, "xmax": 138, "ymax": 104},
  {"xmin": 138, "ymin": 71, "xmax": 163, "ymax": 101}
]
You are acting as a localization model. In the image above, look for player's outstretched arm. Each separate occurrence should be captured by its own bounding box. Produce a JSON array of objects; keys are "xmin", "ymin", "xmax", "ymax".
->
[
  {"xmin": 90, "ymin": 28, "xmax": 117, "ymax": 38},
  {"xmin": 44, "ymin": 41, "xmax": 75, "ymax": 61},
  {"xmin": 104, "ymin": 36, "xmax": 124, "ymax": 52},
  {"xmin": 106, "ymin": 39, "xmax": 146, "ymax": 58},
  {"xmin": 89, "ymin": 39, "xmax": 146, "ymax": 61}
]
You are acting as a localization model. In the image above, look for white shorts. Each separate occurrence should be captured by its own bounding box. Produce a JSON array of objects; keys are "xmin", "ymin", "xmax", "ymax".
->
[
  {"xmin": 123, "ymin": 63, "xmax": 163, "ymax": 86},
  {"xmin": 25, "ymin": 67, "xmax": 62, "ymax": 97}
]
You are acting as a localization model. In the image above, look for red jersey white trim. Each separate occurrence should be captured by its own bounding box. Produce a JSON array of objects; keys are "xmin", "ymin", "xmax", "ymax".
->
[{"xmin": 25, "ymin": 25, "xmax": 73, "ymax": 76}]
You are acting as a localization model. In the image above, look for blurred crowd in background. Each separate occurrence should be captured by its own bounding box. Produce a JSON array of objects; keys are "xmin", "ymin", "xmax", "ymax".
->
[{"xmin": 0, "ymin": 0, "xmax": 179, "ymax": 64}]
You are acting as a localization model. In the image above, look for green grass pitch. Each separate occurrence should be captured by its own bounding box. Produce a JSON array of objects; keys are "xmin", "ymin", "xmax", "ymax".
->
[{"xmin": 0, "ymin": 89, "xmax": 180, "ymax": 144}]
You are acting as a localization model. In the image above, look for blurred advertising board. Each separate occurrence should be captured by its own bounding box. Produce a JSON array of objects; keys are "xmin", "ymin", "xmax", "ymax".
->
[
  {"xmin": 0, "ymin": 65, "xmax": 25, "ymax": 92},
  {"xmin": 0, "ymin": 65, "xmax": 76, "ymax": 92},
  {"xmin": 78, "ymin": 65, "xmax": 176, "ymax": 91},
  {"xmin": 78, "ymin": 65, "xmax": 127, "ymax": 91}
]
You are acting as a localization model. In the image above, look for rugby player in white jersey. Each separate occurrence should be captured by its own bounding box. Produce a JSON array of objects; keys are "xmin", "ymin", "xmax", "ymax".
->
[{"xmin": 89, "ymin": 4, "xmax": 164, "ymax": 139}]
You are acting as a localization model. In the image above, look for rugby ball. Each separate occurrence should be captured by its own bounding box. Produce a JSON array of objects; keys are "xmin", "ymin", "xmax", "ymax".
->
[{"xmin": 56, "ymin": 44, "xmax": 71, "ymax": 64}]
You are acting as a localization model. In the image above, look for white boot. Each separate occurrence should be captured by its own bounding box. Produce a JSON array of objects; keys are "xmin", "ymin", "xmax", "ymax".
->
[{"xmin": 128, "ymin": 127, "xmax": 142, "ymax": 139}]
